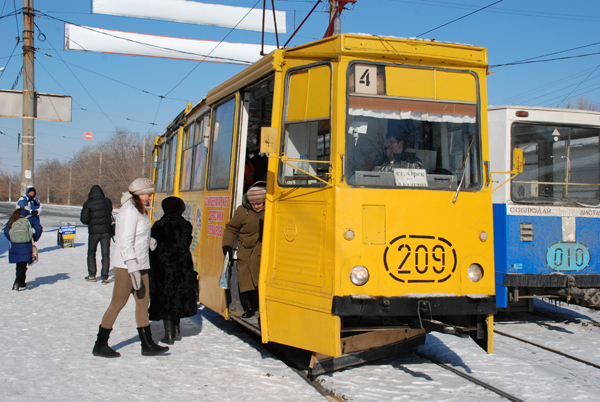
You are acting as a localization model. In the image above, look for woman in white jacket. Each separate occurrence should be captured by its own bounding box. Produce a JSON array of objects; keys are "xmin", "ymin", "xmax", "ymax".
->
[{"xmin": 92, "ymin": 178, "xmax": 169, "ymax": 358}]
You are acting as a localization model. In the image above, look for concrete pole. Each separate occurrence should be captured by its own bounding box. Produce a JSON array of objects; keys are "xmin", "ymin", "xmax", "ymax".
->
[
  {"xmin": 47, "ymin": 166, "xmax": 50, "ymax": 203},
  {"xmin": 142, "ymin": 135, "xmax": 146, "ymax": 177},
  {"xmin": 99, "ymin": 151, "xmax": 102, "ymax": 186},
  {"xmin": 8, "ymin": 178, "xmax": 12, "ymax": 202},
  {"xmin": 21, "ymin": 0, "xmax": 35, "ymax": 195},
  {"xmin": 68, "ymin": 161, "xmax": 72, "ymax": 206}
]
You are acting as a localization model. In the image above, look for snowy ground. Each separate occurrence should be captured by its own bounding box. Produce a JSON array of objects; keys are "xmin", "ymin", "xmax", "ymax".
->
[{"xmin": 2, "ymin": 203, "xmax": 600, "ymax": 401}]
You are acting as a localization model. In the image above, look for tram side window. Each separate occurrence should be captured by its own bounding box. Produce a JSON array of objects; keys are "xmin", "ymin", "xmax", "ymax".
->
[
  {"xmin": 165, "ymin": 134, "xmax": 178, "ymax": 193},
  {"xmin": 511, "ymin": 124, "xmax": 600, "ymax": 204},
  {"xmin": 191, "ymin": 114, "xmax": 209, "ymax": 191},
  {"xmin": 207, "ymin": 97, "xmax": 236, "ymax": 190},
  {"xmin": 279, "ymin": 64, "xmax": 331, "ymax": 187},
  {"xmin": 155, "ymin": 144, "xmax": 165, "ymax": 192},
  {"xmin": 179, "ymin": 123, "xmax": 195, "ymax": 191}
]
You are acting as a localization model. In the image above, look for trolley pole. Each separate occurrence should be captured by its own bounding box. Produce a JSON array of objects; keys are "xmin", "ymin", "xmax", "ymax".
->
[{"xmin": 21, "ymin": 0, "xmax": 35, "ymax": 195}]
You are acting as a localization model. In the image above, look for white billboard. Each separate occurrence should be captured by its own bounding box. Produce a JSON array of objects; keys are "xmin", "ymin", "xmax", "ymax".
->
[
  {"xmin": 93, "ymin": 0, "xmax": 286, "ymax": 33},
  {"xmin": 64, "ymin": 24, "xmax": 276, "ymax": 65}
]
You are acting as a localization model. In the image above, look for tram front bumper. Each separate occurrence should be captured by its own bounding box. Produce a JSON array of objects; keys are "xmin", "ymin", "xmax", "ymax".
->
[{"xmin": 331, "ymin": 295, "xmax": 497, "ymax": 317}]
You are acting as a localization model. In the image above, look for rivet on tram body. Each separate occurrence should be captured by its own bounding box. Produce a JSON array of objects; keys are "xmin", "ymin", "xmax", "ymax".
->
[{"xmin": 344, "ymin": 229, "xmax": 355, "ymax": 241}]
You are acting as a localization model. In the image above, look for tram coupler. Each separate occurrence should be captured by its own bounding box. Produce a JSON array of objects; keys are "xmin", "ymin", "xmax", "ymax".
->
[{"xmin": 418, "ymin": 318, "xmax": 472, "ymax": 338}]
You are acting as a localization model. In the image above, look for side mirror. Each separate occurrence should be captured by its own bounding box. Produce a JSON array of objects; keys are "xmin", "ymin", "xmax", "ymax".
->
[
  {"xmin": 512, "ymin": 148, "xmax": 524, "ymax": 173},
  {"xmin": 260, "ymin": 127, "xmax": 278, "ymax": 154}
]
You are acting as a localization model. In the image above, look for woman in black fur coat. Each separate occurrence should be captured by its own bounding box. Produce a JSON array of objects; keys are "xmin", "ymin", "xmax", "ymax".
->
[{"xmin": 149, "ymin": 196, "xmax": 198, "ymax": 344}]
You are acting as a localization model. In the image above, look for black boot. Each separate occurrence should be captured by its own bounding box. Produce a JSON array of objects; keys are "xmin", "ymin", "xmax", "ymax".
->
[
  {"xmin": 240, "ymin": 291, "xmax": 255, "ymax": 319},
  {"xmin": 173, "ymin": 318, "xmax": 182, "ymax": 341},
  {"xmin": 92, "ymin": 325, "xmax": 121, "ymax": 358},
  {"xmin": 160, "ymin": 319, "xmax": 175, "ymax": 345},
  {"xmin": 138, "ymin": 325, "xmax": 169, "ymax": 356}
]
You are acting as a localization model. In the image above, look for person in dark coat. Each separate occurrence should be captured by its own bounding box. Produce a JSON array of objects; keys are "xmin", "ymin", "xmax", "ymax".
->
[
  {"xmin": 80, "ymin": 185, "xmax": 113, "ymax": 283},
  {"xmin": 3, "ymin": 208, "xmax": 43, "ymax": 291},
  {"xmin": 149, "ymin": 196, "xmax": 198, "ymax": 344},
  {"xmin": 222, "ymin": 183, "xmax": 265, "ymax": 318}
]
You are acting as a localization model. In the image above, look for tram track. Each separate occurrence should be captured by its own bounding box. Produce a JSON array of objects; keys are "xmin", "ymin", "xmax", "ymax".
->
[
  {"xmin": 494, "ymin": 329, "xmax": 600, "ymax": 370},
  {"xmin": 412, "ymin": 350, "xmax": 524, "ymax": 402}
]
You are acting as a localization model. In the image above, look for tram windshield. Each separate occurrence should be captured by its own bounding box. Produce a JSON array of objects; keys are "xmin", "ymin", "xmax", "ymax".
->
[
  {"xmin": 345, "ymin": 64, "xmax": 481, "ymax": 190},
  {"xmin": 511, "ymin": 123, "xmax": 600, "ymax": 205}
]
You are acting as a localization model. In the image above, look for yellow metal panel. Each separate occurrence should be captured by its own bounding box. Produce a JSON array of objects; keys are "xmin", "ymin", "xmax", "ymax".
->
[
  {"xmin": 386, "ymin": 67, "xmax": 434, "ymax": 99},
  {"xmin": 286, "ymin": 65, "xmax": 331, "ymax": 122},
  {"xmin": 362, "ymin": 205, "xmax": 386, "ymax": 244},
  {"xmin": 306, "ymin": 65, "xmax": 331, "ymax": 120},
  {"xmin": 436, "ymin": 70, "xmax": 477, "ymax": 102},
  {"xmin": 265, "ymin": 293, "xmax": 341, "ymax": 357},
  {"xmin": 273, "ymin": 202, "xmax": 326, "ymax": 286},
  {"xmin": 286, "ymin": 70, "xmax": 309, "ymax": 122}
]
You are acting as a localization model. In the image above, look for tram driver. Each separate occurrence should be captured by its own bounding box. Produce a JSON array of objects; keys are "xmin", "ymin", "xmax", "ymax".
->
[
  {"xmin": 222, "ymin": 183, "xmax": 266, "ymax": 319},
  {"xmin": 373, "ymin": 131, "xmax": 423, "ymax": 172}
]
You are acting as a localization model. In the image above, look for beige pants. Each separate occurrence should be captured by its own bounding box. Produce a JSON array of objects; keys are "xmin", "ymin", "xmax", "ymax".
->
[{"xmin": 100, "ymin": 267, "xmax": 150, "ymax": 329}]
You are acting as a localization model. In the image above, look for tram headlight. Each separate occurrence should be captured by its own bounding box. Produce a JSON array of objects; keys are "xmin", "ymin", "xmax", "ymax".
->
[
  {"xmin": 350, "ymin": 265, "xmax": 369, "ymax": 286},
  {"xmin": 344, "ymin": 229, "xmax": 355, "ymax": 241},
  {"xmin": 467, "ymin": 264, "xmax": 483, "ymax": 282}
]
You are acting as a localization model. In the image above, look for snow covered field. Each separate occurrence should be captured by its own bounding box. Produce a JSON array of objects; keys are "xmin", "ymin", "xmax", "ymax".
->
[{"xmin": 2, "ymin": 203, "xmax": 600, "ymax": 401}]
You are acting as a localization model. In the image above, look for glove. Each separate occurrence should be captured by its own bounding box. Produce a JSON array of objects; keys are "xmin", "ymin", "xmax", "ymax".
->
[
  {"xmin": 125, "ymin": 260, "xmax": 142, "ymax": 290},
  {"xmin": 149, "ymin": 237, "xmax": 157, "ymax": 251},
  {"xmin": 222, "ymin": 246, "xmax": 233, "ymax": 257},
  {"xmin": 31, "ymin": 210, "xmax": 38, "ymax": 217},
  {"xmin": 130, "ymin": 271, "xmax": 142, "ymax": 291}
]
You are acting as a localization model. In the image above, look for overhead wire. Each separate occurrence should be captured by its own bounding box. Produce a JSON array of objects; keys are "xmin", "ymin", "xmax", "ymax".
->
[{"xmin": 416, "ymin": 0, "xmax": 503, "ymax": 37}]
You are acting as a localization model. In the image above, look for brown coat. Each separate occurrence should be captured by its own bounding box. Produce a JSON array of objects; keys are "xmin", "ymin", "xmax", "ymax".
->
[{"xmin": 223, "ymin": 200, "xmax": 264, "ymax": 293}]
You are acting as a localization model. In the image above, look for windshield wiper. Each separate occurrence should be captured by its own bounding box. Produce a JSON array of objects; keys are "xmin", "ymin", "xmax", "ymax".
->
[{"xmin": 452, "ymin": 136, "xmax": 476, "ymax": 204}]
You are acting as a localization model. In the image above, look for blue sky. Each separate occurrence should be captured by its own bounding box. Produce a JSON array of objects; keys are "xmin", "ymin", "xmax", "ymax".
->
[{"xmin": 1, "ymin": 0, "xmax": 599, "ymax": 175}]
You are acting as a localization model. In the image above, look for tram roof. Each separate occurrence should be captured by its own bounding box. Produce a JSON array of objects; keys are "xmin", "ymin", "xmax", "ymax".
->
[{"xmin": 205, "ymin": 33, "xmax": 488, "ymax": 105}]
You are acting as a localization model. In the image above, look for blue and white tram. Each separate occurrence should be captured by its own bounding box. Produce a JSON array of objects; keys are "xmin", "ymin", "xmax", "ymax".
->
[{"xmin": 489, "ymin": 106, "xmax": 600, "ymax": 311}]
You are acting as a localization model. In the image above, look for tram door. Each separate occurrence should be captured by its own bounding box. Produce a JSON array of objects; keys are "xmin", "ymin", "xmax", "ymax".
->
[
  {"xmin": 198, "ymin": 96, "xmax": 238, "ymax": 318},
  {"xmin": 261, "ymin": 63, "xmax": 339, "ymax": 356}
]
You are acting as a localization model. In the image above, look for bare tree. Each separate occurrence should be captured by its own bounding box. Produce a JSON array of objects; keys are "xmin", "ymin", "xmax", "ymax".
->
[
  {"xmin": 0, "ymin": 128, "xmax": 156, "ymax": 205},
  {"xmin": 563, "ymin": 95, "xmax": 600, "ymax": 111}
]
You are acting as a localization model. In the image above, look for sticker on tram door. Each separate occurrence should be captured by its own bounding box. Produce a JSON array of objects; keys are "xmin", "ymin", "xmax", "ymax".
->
[{"xmin": 383, "ymin": 235, "xmax": 457, "ymax": 283}]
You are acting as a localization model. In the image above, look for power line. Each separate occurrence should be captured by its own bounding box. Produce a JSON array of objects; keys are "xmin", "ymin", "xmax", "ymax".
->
[
  {"xmin": 559, "ymin": 65, "xmax": 600, "ymax": 106},
  {"xmin": 417, "ymin": 0, "xmax": 503, "ymax": 37},
  {"xmin": 491, "ymin": 51, "xmax": 600, "ymax": 68}
]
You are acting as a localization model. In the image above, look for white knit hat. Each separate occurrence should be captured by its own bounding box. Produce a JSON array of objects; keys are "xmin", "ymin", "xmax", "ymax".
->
[{"xmin": 128, "ymin": 177, "xmax": 155, "ymax": 195}]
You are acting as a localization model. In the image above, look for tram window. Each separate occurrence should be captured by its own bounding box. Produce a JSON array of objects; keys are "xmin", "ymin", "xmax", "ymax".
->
[
  {"xmin": 345, "ymin": 64, "xmax": 481, "ymax": 190},
  {"xmin": 279, "ymin": 64, "xmax": 331, "ymax": 187},
  {"xmin": 155, "ymin": 144, "xmax": 165, "ymax": 192},
  {"xmin": 279, "ymin": 120, "xmax": 331, "ymax": 186},
  {"xmin": 191, "ymin": 115, "xmax": 209, "ymax": 191},
  {"xmin": 207, "ymin": 97, "xmax": 236, "ymax": 190},
  {"xmin": 179, "ymin": 123, "xmax": 195, "ymax": 191},
  {"xmin": 165, "ymin": 134, "xmax": 178, "ymax": 193},
  {"xmin": 511, "ymin": 124, "xmax": 600, "ymax": 204}
]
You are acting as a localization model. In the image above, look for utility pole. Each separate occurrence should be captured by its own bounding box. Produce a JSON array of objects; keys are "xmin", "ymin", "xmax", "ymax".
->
[
  {"xmin": 21, "ymin": 0, "xmax": 35, "ymax": 195},
  {"xmin": 142, "ymin": 135, "xmax": 146, "ymax": 177},
  {"xmin": 47, "ymin": 165, "xmax": 50, "ymax": 203},
  {"xmin": 68, "ymin": 161, "xmax": 72, "ymax": 205},
  {"xmin": 99, "ymin": 151, "xmax": 102, "ymax": 186}
]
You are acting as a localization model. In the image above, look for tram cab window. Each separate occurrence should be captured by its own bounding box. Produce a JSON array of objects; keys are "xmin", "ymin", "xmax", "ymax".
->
[
  {"xmin": 279, "ymin": 64, "xmax": 331, "ymax": 187},
  {"xmin": 511, "ymin": 124, "xmax": 600, "ymax": 204},
  {"xmin": 345, "ymin": 63, "xmax": 482, "ymax": 191}
]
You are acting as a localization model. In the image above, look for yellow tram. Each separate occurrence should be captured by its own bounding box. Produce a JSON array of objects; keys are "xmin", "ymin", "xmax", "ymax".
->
[{"xmin": 151, "ymin": 34, "xmax": 496, "ymax": 372}]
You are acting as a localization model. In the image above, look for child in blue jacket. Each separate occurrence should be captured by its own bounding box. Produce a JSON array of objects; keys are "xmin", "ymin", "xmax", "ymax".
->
[{"xmin": 3, "ymin": 208, "xmax": 43, "ymax": 290}]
